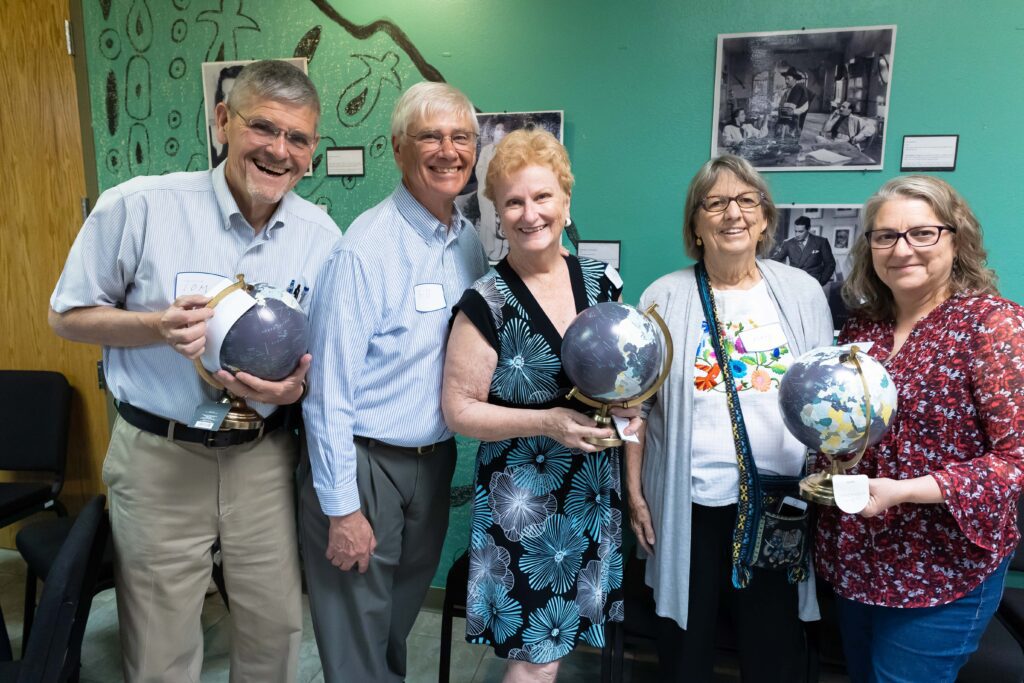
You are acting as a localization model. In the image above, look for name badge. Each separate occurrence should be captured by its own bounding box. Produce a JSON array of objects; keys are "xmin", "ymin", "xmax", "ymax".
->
[
  {"xmin": 174, "ymin": 271, "xmax": 232, "ymax": 298},
  {"xmin": 414, "ymin": 283, "xmax": 446, "ymax": 312},
  {"xmin": 736, "ymin": 323, "xmax": 787, "ymax": 352}
]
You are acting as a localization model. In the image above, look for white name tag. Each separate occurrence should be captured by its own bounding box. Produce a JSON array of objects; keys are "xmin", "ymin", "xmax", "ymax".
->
[
  {"xmin": 174, "ymin": 271, "xmax": 232, "ymax": 298},
  {"xmin": 612, "ymin": 414, "xmax": 640, "ymax": 443},
  {"xmin": 833, "ymin": 474, "xmax": 870, "ymax": 514},
  {"xmin": 736, "ymin": 323, "xmax": 787, "ymax": 352},
  {"xmin": 605, "ymin": 263, "xmax": 623, "ymax": 290},
  {"xmin": 414, "ymin": 283, "xmax": 446, "ymax": 312}
]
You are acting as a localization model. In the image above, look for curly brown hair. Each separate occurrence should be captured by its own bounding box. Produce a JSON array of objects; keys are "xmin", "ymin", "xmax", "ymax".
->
[{"xmin": 843, "ymin": 175, "xmax": 998, "ymax": 320}]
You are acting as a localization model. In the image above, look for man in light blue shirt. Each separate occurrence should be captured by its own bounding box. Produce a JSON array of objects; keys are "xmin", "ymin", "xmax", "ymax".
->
[
  {"xmin": 49, "ymin": 61, "xmax": 339, "ymax": 682},
  {"xmin": 301, "ymin": 81, "xmax": 488, "ymax": 682}
]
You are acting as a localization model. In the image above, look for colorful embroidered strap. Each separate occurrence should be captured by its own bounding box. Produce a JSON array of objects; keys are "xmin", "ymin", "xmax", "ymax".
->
[{"xmin": 694, "ymin": 262, "xmax": 762, "ymax": 587}]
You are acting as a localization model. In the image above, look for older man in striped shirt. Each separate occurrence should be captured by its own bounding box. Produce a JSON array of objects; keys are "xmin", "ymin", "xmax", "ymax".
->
[
  {"xmin": 49, "ymin": 60, "xmax": 339, "ymax": 682},
  {"xmin": 301, "ymin": 82, "xmax": 488, "ymax": 682}
]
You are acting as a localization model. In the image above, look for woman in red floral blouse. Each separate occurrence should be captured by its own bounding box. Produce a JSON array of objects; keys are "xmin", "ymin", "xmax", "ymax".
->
[{"xmin": 815, "ymin": 175, "xmax": 1024, "ymax": 683}]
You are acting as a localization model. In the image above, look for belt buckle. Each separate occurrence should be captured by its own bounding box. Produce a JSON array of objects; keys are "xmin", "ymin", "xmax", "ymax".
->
[
  {"xmin": 416, "ymin": 443, "xmax": 435, "ymax": 455},
  {"xmin": 204, "ymin": 430, "xmax": 230, "ymax": 448}
]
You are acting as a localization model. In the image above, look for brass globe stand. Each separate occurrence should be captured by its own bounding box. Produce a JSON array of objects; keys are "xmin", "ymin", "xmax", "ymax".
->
[
  {"xmin": 567, "ymin": 304, "xmax": 674, "ymax": 449},
  {"xmin": 192, "ymin": 274, "xmax": 263, "ymax": 431},
  {"xmin": 798, "ymin": 345, "xmax": 872, "ymax": 506}
]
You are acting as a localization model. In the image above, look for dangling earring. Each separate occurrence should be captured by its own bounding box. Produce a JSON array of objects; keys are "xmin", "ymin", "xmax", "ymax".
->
[{"xmin": 696, "ymin": 236, "xmax": 703, "ymax": 246}]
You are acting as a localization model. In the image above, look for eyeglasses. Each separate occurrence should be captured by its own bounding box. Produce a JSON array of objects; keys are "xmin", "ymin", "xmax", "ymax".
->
[
  {"xmin": 406, "ymin": 130, "xmax": 478, "ymax": 151},
  {"xmin": 700, "ymin": 192, "xmax": 765, "ymax": 214},
  {"xmin": 233, "ymin": 111, "xmax": 317, "ymax": 153},
  {"xmin": 864, "ymin": 225, "xmax": 957, "ymax": 249}
]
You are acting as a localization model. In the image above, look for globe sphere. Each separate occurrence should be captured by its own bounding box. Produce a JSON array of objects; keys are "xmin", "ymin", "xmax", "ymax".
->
[
  {"xmin": 562, "ymin": 302, "xmax": 663, "ymax": 402},
  {"xmin": 778, "ymin": 345, "xmax": 897, "ymax": 456},
  {"xmin": 219, "ymin": 284, "xmax": 308, "ymax": 381}
]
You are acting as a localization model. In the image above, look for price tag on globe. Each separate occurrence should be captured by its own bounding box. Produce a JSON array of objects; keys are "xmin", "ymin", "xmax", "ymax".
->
[{"xmin": 832, "ymin": 474, "xmax": 870, "ymax": 514}]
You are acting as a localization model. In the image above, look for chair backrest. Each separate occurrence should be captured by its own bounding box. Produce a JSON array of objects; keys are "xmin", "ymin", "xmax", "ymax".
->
[
  {"xmin": 0, "ymin": 371, "xmax": 71, "ymax": 475},
  {"xmin": 18, "ymin": 495, "xmax": 109, "ymax": 683}
]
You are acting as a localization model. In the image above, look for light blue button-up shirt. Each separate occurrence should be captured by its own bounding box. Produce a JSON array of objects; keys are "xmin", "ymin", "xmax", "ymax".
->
[
  {"xmin": 50, "ymin": 164, "xmax": 340, "ymax": 424},
  {"xmin": 303, "ymin": 183, "xmax": 489, "ymax": 516}
]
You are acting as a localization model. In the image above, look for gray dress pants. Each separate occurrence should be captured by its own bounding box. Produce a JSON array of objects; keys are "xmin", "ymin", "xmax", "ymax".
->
[{"xmin": 299, "ymin": 437, "xmax": 457, "ymax": 682}]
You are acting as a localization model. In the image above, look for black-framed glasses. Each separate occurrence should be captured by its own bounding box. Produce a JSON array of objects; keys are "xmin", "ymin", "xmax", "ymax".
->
[
  {"xmin": 233, "ymin": 110, "xmax": 317, "ymax": 153},
  {"xmin": 699, "ymin": 191, "xmax": 765, "ymax": 214},
  {"xmin": 406, "ymin": 130, "xmax": 478, "ymax": 151},
  {"xmin": 864, "ymin": 225, "xmax": 956, "ymax": 249}
]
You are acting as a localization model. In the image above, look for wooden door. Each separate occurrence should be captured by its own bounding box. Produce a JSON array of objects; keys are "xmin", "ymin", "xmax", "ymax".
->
[{"xmin": 0, "ymin": 0, "xmax": 109, "ymax": 542}]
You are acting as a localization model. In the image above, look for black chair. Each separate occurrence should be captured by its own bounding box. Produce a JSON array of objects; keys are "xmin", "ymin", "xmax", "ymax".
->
[
  {"xmin": 0, "ymin": 495, "xmax": 109, "ymax": 683},
  {"xmin": 0, "ymin": 371, "xmax": 72, "ymax": 527},
  {"xmin": 17, "ymin": 516, "xmax": 230, "ymax": 658}
]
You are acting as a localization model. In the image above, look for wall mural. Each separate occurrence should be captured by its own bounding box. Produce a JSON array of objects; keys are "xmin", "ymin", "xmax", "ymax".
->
[{"xmin": 83, "ymin": 0, "xmax": 484, "ymax": 587}]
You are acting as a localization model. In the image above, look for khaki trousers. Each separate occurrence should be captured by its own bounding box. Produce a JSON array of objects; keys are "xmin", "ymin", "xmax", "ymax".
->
[{"xmin": 103, "ymin": 417, "xmax": 303, "ymax": 683}]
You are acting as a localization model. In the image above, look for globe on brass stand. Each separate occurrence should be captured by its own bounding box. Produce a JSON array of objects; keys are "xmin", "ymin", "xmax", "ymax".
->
[
  {"xmin": 562, "ymin": 303, "xmax": 674, "ymax": 449},
  {"xmin": 778, "ymin": 344, "xmax": 899, "ymax": 506},
  {"xmin": 193, "ymin": 275, "xmax": 264, "ymax": 431}
]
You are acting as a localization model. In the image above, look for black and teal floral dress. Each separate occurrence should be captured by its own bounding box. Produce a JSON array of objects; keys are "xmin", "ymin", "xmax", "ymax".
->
[{"xmin": 455, "ymin": 255, "xmax": 625, "ymax": 663}]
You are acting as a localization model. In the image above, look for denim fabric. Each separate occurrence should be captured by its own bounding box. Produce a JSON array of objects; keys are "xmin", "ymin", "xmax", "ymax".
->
[{"xmin": 835, "ymin": 557, "xmax": 1010, "ymax": 683}]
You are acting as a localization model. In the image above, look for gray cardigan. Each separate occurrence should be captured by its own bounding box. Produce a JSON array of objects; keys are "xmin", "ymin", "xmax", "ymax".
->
[{"xmin": 637, "ymin": 259, "xmax": 835, "ymax": 628}]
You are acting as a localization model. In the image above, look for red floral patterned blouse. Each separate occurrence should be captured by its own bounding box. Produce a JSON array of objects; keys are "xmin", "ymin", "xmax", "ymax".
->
[{"xmin": 815, "ymin": 294, "xmax": 1024, "ymax": 607}]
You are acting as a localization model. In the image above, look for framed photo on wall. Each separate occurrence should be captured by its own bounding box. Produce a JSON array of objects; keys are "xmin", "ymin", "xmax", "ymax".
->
[
  {"xmin": 772, "ymin": 205, "xmax": 864, "ymax": 331},
  {"xmin": 712, "ymin": 25, "xmax": 896, "ymax": 172}
]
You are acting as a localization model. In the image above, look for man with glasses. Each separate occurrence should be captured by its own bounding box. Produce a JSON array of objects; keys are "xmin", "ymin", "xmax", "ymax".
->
[
  {"xmin": 49, "ymin": 60, "xmax": 338, "ymax": 682},
  {"xmin": 301, "ymin": 81, "xmax": 488, "ymax": 682},
  {"xmin": 771, "ymin": 214, "xmax": 836, "ymax": 286}
]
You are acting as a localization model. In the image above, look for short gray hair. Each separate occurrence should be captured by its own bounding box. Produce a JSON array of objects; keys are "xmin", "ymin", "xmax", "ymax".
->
[
  {"xmin": 226, "ymin": 60, "xmax": 321, "ymax": 122},
  {"xmin": 682, "ymin": 154, "xmax": 778, "ymax": 260},
  {"xmin": 390, "ymin": 81, "xmax": 478, "ymax": 138}
]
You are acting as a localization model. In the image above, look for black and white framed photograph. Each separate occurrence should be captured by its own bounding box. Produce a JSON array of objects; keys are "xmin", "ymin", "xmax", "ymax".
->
[
  {"xmin": 712, "ymin": 25, "xmax": 896, "ymax": 171},
  {"xmin": 455, "ymin": 110, "xmax": 565, "ymax": 262},
  {"xmin": 201, "ymin": 58, "xmax": 309, "ymax": 171},
  {"xmin": 770, "ymin": 205, "xmax": 864, "ymax": 331}
]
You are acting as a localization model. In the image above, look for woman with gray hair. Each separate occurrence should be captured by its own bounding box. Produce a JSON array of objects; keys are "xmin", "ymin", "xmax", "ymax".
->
[
  {"xmin": 625, "ymin": 154, "xmax": 832, "ymax": 681},
  {"xmin": 815, "ymin": 175, "xmax": 1024, "ymax": 682}
]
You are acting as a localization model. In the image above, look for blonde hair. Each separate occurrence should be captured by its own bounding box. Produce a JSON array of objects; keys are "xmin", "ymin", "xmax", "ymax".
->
[
  {"xmin": 844, "ymin": 175, "xmax": 998, "ymax": 320},
  {"xmin": 483, "ymin": 129, "xmax": 574, "ymax": 202}
]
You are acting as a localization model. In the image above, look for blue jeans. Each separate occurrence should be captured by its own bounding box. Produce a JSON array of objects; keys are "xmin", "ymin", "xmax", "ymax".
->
[{"xmin": 835, "ymin": 558, "xmax": 1010, "ymax": 683}]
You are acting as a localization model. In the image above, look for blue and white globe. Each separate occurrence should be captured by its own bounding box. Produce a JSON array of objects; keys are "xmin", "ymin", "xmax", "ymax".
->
[
  {"xmin": 778, "ymin": 345, "xmax": 898, "ymax": 456},
  {"xmin": 562, "ymin": 302, "xmax": 663, "ymax": 402},
  {"xmin": 220, "ymin": 284, "xmax": 308, "ymax": 381}
]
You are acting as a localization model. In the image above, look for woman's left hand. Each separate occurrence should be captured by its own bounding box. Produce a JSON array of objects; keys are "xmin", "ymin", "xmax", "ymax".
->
[{"xmin": 609, "ymin": 405, "xmax": 643, "ymax": 436}]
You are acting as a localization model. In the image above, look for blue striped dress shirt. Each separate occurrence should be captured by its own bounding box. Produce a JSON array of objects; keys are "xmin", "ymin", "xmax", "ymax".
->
[
  {"xmin": 50, "ymin": 164, "xmax": 340, "ymax": 424},
  {"xmin": 303, "ymin": 183, "xmax": 489, "ymax": 516}
]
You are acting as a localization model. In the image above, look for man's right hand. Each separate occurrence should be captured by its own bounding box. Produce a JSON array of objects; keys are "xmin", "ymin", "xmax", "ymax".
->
[
  {"xmin": 327, "ymin": 510, "xmax": 377, "ymax": 573},
  {"xmin": 154, "ymin": 294, "xmax": 214, "ymax": 359}
]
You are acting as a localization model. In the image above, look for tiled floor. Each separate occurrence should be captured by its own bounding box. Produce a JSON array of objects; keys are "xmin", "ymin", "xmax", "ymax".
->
[{"xmin": 0, "ymin": 548, "xmax": 845, "ymax": 682}]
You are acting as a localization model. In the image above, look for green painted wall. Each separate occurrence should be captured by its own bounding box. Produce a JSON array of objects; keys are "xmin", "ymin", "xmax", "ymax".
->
[
  {"xmin": 82, "ymin": 0, "xmax": 1024, "ymax": 303},
  {"xmin": 80, "ymin": 0, "xmax": 1024, "ymax": 586}
]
